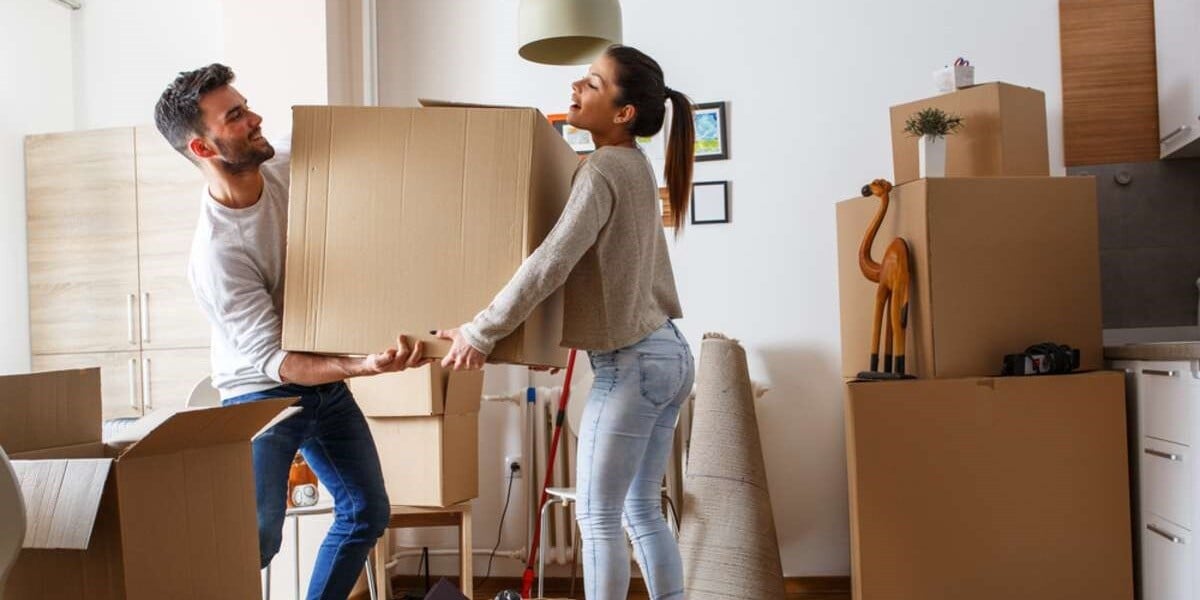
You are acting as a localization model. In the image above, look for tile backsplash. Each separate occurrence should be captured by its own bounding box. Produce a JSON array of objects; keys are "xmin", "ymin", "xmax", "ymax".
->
[{"xmin": 1068, "ymin": 158, "xmax": 1200, "ymax": 329}]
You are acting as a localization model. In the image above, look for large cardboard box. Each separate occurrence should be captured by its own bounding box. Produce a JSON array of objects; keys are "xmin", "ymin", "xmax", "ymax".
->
[
  {"xmin": 349, "ymin": 363, "xmax": 484, "ymax": 417},
  {"xmin": 361, "ymin": 367, "xmax": 485, "ymax": 507},
  {"xmin": 835, "ymin": 177, "xmax": 1102, "ymax": 379},
  {"xmin": 0, "ymin": 369, "xmax": 295, "ymax": 600},
  {"xmin": 844, "ymin": 372, "xmax": 1133, "ymax": 600},
  {"xmin": 282, "ymin": 102, "xmax": 581, "ymax": 368},
  {"xmin": 890, "ymin": 82, "xmax": 1050, "ymax": 184}
]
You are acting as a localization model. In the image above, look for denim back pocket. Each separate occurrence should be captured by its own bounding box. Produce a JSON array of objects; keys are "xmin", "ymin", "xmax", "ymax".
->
[{"xmin": 638, "ymin": 351, "xmax": 687, "ymax": 408}]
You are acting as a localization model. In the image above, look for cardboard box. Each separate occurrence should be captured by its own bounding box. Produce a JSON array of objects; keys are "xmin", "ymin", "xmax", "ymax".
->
[
  {"xmin": 1, "ymin": 368, "xmax": 296, "ymax": 600},
  {"xmin": 844, "ymin": 372, "xmax": 1133, "ymax": 600},
  {"xmin": 835, "ymin": 177, "xmax": 1102, "ymax": 380},
  {"xmin": 361, "ymin": 367, "xmax": 484, "ymax": 507},
  {"xmin": 349, "ymin": 363, "xmax": 484, "ymax": 417},
  {"xmin": 890, "ymin": 82, "xmax": 1049, "ymax": 184},
  {"xmin": 282, "ymin": 102, "xmax": 581, "ymax": 368}
]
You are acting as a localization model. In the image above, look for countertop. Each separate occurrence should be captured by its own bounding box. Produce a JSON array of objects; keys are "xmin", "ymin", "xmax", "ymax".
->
[{"xmin": 1104, "ymin": 341, "xmax": 1200, "ymax": 361}]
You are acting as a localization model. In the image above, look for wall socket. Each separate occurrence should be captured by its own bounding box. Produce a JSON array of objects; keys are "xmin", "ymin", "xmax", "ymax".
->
[{"xmin": 505, "ymin": 455, "xmax": 523, "ymax": 479}]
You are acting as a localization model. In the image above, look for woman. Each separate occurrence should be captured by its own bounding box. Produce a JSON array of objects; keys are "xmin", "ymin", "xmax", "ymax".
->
[{"xmin": 437, "ymin": 45, "xmax": 696, "ymax": 599}]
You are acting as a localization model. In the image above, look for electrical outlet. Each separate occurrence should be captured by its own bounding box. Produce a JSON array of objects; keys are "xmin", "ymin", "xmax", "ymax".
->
[{"xmin": 505, "ymin": 455, "xmax": 523, "ymax": 479}]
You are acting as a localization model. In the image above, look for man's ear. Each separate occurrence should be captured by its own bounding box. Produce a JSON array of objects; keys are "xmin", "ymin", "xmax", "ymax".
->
[
  {"xmin": 615, "ymin": 104, "xmax": 637, "ymax": 126},
  {"xmin": 188, "ymin": 137, "xmax": 217, "ymax": 160}
]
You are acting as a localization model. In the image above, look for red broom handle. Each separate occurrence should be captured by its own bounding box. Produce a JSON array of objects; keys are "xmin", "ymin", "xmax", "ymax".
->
[{"xmin": 521, "ymin": 348, "xmax": 578, "ymax": 598}]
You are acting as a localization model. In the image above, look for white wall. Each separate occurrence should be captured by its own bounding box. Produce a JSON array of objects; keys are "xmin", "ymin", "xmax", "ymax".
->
[
  {"xmin": 72, "ymin": 0, "xmax": 224, "ymax": 130},
  {"xmin": 0, "ymin": 0, "xmax": 75, "ymax": 375},
  {"xmin": 222, "ymin": 0, "xmax": 329, "ymax": 138},
  {"xmin": 378, "ymin": 0, "xmax": 1066, "ymax": 578}
]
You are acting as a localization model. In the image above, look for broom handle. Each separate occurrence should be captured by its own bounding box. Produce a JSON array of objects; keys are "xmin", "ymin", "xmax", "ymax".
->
[{"xmin": 522, "ymin": 348, "xmax": 579, "ymax": 597}]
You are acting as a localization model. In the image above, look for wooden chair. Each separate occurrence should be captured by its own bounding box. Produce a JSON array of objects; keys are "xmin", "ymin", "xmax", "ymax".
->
[{"xmin": 371, "ymin": 503, "xmax": 473, "ymax": 599}]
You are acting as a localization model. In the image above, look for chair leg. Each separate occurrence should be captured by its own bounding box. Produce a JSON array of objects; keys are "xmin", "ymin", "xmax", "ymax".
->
[
  {"xmin": 364, "ymin": 554, "xmax": 377, "ymax": 600},
  {"xmin": 262, "ymin": 564, "xmax": 271, "ymax": 600},
  {"xmin": 373, "ymin": 535, "xmax": 389, "ymax": 600},
  {"xmin": 538, "ymin": 498, "xmax": 558, "ymax": 599},
  {"xmin": 458, "ymin": 510, "xmax": 473, "ymax": 598}
]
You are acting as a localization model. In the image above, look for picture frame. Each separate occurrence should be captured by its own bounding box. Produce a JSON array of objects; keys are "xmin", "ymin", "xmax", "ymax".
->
[
  {"xmin": 547, "ymin": 112, "xmax": 594, "ymax": 154},
  {"xmin": 691, "ymin": 181, "xmax": 730, "ymax": 225},
  {"xmin": 693, "ymin": 101, "xmax": 729, "ymax": 161}
]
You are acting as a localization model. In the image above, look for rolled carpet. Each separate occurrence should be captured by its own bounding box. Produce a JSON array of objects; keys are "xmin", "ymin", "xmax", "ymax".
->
[{"xmin": 679, "ymin": 333, "xmax": 786, "ymax": 599}]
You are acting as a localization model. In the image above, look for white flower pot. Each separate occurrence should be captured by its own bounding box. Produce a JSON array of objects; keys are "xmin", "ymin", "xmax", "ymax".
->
[{"xmin": 918, "ymin": 135, "xmax": 946, "ymax": 178}]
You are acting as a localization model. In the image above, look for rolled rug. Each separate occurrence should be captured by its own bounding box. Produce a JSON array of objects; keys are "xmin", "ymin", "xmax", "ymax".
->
[{"xmin": 679, "ymin": 333, "xmax": 786, "ymax": 599}]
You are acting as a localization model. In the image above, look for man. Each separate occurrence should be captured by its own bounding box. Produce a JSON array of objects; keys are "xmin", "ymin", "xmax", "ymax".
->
[{"xmin": 155, "ymin": 63, "xmax": 418, "ymax": 600}]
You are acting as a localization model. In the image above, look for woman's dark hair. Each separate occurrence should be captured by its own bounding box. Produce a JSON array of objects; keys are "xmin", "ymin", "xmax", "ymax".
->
[{"xmin": 605, "ymin": 45, "xmax": 695, "ymax": 230}]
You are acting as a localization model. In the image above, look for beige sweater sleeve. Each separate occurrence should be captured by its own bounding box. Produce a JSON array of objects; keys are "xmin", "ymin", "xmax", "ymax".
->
[{"xmin": 460, "ymin": 162, "xmax": 613, "ymax": 354}]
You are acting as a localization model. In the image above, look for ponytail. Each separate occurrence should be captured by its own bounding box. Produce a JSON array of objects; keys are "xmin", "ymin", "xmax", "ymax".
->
[
  {"xmin": 663, "ymin": 88, "xmax": 694, "ymax": 231},
  {"xmin": 605, "ymin": 44, "xmax": 696, "ymax": 231}
]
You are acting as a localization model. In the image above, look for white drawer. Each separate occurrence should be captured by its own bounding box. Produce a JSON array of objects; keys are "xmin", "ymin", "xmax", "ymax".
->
[
  {"xmin": 1142, "ymin": 438, "xmax": 1193, "ymax": 530},
  {"xmin": 1142, "ymin": 515, "xmax": 1192, "ymax": 600},
  {"xmin": 1139, "ymin": 362, "xmax": 1200, "ymax": 446}
]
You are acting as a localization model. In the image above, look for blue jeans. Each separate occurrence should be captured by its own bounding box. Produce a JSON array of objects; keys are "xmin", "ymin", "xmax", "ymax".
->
[
  {"xmin": 575, "ymin": 320, "xmax": 695, "ymax": 600},
  {"xmin": 224, "ymin": 381, "xmax": 390, "ymax": 600}
]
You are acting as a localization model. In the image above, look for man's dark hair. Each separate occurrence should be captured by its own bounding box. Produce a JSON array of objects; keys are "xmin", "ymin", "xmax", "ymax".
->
[{"xmin": 154, "ymin": 63, "xmax": 235, "ymax": 161}]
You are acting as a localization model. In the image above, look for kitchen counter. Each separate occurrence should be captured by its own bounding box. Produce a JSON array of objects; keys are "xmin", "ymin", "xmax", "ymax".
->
[{"xmin": 1103, "ymin": 340, "xmax": 1200, "ymax": 361}]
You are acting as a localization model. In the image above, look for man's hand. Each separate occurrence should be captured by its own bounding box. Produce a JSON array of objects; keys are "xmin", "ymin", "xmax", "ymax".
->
[
  {"xmin": 435, "ymin": 327, "xmax": 487, "ymax": 371},
  {"xmin": 361, "ymin": 335, "xmax": 426, "ymax": 375}
]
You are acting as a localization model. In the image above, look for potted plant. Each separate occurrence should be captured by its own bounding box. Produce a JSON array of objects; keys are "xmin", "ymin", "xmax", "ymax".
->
[{"xmin": 903, "ymin": 107, "xmax": 963, "ymax": 178}]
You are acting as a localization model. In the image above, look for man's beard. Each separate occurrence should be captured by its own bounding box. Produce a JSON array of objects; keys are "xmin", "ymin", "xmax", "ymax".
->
[{"xmin": 214, "ymin": 136, "xmax": 275, "ymax": 175}]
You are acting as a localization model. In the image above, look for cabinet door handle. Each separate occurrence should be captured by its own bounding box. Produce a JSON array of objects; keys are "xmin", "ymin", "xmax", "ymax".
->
[
  {"xmin": 140, "ymin": 292, "xmax": 150, "ymax": 344},
  {"xmin": 1145, "ymin": 448, "xmax": 1184, "ymax": 462},
  {"xmin": 1161, "ymin": 125, "xmax": 1190, "ymax": 145},
  {"xmin": 128, "ymin": 358, "xmax": 138, "ymax": 409},
  {"xmin": 127, "ymin": 294, "xmax": 137, "ymax": 345},
  {"xmin": 142, "ymin": 358, "xmax": 152, "ymax": 410},
  {"xmin": 1142, "ymin": 369, "xmax": 1178, "ymax": 377},
  {"xmin": 1147, "ymin": 523, "xmax": 1185, "ymax": 544}
]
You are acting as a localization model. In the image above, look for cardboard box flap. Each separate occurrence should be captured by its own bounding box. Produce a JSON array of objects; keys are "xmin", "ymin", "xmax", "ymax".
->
[
  {"xmin": 116, "ymin": 398, "xmax": 298, "ymax": 460},
  {"xmin": 13, "ymin": 458, "xmax": 111, "ymax": 549},
  {"xmin": 445, "ymin": 369, "xmax": 485, "ymax": 415},
  {"xmin": 418, "ymin": 98, "xmax": 531, "ymax": 111},
  {"xmin": 0, "ymin": 368, "xmax": 102, "ymax": 454}
]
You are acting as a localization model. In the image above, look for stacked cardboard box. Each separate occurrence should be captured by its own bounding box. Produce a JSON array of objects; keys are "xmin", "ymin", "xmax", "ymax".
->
[
  {"xmin": 349, "ymin": 364, "xmax": 485, "ymax": 507},
  {"xmin": 0, "ymin": 368, "xmax": 294, "ymax": 600},
  {"xmin": 836, "ymin": 84, "xmax": 1134, "ymax": 599}
]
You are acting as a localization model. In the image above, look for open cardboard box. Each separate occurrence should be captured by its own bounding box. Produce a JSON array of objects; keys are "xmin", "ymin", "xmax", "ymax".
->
[
  {"xmin": 357, "ymin": 364, "xmax": 485, "ymax": 507},
  {"xmin": 1, "ymin": 368, "xmax": 297, "ymax": 600},
  {"xmin": 349, "ymin": 362, "xmax": 484, "ymax": 417}
]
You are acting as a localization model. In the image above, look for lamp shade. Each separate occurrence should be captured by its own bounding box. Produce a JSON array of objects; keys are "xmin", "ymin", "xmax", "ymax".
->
[{"xmin": 518, "ymin": 0, "xmax": 623, "ymax": 66}]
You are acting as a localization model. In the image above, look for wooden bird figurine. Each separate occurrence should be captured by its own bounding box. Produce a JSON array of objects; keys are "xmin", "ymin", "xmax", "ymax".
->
[{"xmin": 858, "ymin": 179, "xmax": 914, "ymax": 378}]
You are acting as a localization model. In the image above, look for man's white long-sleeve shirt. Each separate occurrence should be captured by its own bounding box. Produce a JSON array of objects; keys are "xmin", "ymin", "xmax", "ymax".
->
[{"xmin": 188, "ymin": 141, "xmax": 291, "ymax": 399}]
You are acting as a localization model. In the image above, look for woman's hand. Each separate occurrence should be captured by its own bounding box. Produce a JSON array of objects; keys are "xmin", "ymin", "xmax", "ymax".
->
[{"xmin": 435, "ymin": 327, "xmax": 487, "ymax": 370}]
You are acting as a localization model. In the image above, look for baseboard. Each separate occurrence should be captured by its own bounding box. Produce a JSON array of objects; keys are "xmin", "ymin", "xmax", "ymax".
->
[{"xmin": 352, "ymin": 575, "xmax": 852, "ymax": 598}]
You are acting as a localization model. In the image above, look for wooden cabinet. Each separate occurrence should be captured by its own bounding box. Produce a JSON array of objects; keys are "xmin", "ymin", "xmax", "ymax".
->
[
  {"xmin": 26, "ymin": 128, "xmax": 142, "ymax": 354},
  {"xmin": 134, "ymin": 127, "xmax": 211, "ymax": 350},
  {"xmin": 1154, "ymin": 0, "xmax": 1200, "ymax": 157},
  {"xmin": 26, "ymin": 126, "xmax": 210, "ymax": 416}
]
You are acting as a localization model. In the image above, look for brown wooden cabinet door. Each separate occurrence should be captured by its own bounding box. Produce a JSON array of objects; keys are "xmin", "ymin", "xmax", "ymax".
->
[
  {"xmin": 134, "ymin": 127, "xmax": 210, "ymax": 350},
  {"xmin": 32, "ymin": 351, "xmax": 142, "ymax": 420},
  {"xmin": 140, "ymin": 347, "xmax": 211, "ymax": 414},
  {"xmin": 26, "ymin": 128, "xmax": 142, "ymax": 354}
]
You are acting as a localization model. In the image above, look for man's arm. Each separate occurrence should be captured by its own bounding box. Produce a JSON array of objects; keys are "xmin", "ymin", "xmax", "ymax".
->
[
  {"xmin": 198, "ymin": 249, "xmax": 424, "ymax": 387},
  {"xmin": 279, "ymin": 336, "xmax": 426, "ymax": 386}
]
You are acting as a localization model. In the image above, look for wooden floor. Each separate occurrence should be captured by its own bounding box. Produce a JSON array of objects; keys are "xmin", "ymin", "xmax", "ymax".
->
[{"xmin": 388, "ymin": 576, "xmax": 850, "ymax": 599}]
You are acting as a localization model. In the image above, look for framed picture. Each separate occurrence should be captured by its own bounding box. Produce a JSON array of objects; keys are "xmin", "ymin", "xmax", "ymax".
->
[
  {"xmin": 693, "ymin": 102, "xmax": 728, "ymax": 161},
  {"xmin": 547, "ymin": 112, "xmax": 594, "ymax": 154},
  {"xmin": 691, "ymin": 181, "xmax": 730, "ymax": 225}
]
